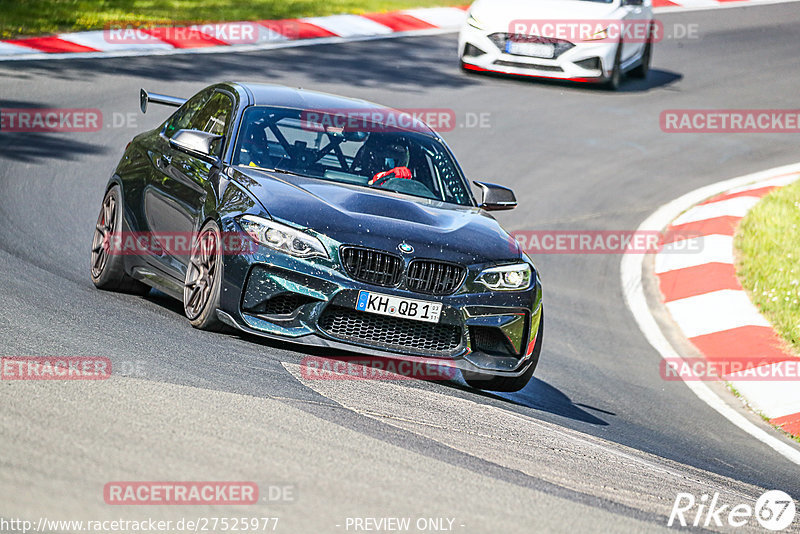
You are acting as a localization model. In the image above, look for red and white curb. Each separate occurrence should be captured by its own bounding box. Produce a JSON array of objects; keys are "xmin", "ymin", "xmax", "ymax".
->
[
  {"xmin": 1, "ymin": 0, "xmax": 798, "ymax": 62},
  {"xmin": 656, "ymin": 172, "xmax": 800, "ymax": 438},
  {"xmin": 622, "ymin": 163, "xmax": 800, "ymax": 465},
  {"xmin": 0, "ymin": 7, "xmax": 468, "ymax": 61}
]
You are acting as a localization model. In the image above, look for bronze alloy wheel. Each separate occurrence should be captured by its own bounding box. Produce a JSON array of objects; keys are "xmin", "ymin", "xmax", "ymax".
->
[
  {"xmin": 184, "ymin": 225, "xmax": 220, "ymax": 320},
  {"xmin": 89, "ymin": 186, "xmax": 149, "ymax": 294},
  {"xmin": 90, "ymin": 191, "xmax": 116, "ymax": 280},
  {"xmin": 183, "ymin": 220, "xmax": 226, "ymax": 331}
]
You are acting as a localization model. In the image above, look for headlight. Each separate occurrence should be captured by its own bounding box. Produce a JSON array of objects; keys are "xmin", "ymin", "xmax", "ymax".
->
[
  {"xmin": 476, "ymin": 264, "xmax": 532, "ymax": 291},
  {"xmin": 238, "ymin": 215, "xmax": 328, "ymax": 259},
  {"xmin": 466, "ymin": 13, "xmax": 485, "ymax": 30},
  {"xmin": 583, "ymin": 28, "xmax": 609, "ymax": 42}
]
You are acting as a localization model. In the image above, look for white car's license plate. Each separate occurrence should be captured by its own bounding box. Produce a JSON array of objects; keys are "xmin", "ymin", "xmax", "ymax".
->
[
  {"xmin": 355, "ymin": 290, "xmax": 442, "ymax": 324},
  {"xmin": 506, "ymin": 41, "xmax": 555, "ymax": 59}
]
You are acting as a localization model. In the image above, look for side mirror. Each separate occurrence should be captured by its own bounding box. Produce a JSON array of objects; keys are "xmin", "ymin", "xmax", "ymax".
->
[
  {"xmin": 473, "ymin": 181, "xmax": 517, "ymax": 211},
  {"xmin": 169, "ymin": 129, "xmax": 223, "ymax": 164}
]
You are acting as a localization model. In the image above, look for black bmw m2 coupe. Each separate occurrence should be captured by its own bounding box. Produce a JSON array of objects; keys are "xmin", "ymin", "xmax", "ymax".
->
[{"xmin": 90, "ymin": 82, "xmax": 543, "ymax": 392}]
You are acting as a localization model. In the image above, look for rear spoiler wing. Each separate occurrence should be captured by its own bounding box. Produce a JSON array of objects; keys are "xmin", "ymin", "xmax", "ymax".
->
[{"xmin": 140, "ymin": 89, "xmax": 186, "ymax": 113}]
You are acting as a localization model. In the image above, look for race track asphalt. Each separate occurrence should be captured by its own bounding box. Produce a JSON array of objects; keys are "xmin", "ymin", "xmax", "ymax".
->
[{"xmin": 1, "ymin": 4, "xmax": 799, "ymax": 532}]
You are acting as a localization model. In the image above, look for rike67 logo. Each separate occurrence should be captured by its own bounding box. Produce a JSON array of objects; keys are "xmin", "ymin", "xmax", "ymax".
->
[{"xmin": 668, "ymin": 490, "xmax": 796, "ymax": 531}]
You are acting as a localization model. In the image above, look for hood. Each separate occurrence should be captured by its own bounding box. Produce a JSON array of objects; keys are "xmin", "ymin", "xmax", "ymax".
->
[
  {"xmin": 469, "ymin": 0, "xmax": 623, "ymax": 35},
  {"xmin": 234, "ymin": 168, "xmax": 521, "ymax": 265}
]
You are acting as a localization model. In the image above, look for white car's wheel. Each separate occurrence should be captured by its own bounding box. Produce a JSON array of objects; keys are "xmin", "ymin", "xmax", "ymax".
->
[
  {"xmin": 631, "ymin": 38, "xmax": 653, "ymax": 80},
  {"xmin": 605, "ymin": 44, "xmax": 623, "ymax": 90}
]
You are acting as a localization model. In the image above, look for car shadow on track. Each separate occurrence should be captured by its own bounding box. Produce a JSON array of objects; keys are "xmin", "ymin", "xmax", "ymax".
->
[
  {"xmin": 463, "ymin": 68, "xmax": 682, "ymax": 93},
  {"xmin": 0, "ymin": 100, "xmax": 108, "ymax": 164},
  {"xmin": 0, "ymin": 133, "xmax": 108, "ymax": 164},
  {"xmin": 448, "ymin": 378, "xmax": 611, "ymax": 426},
  {"xmin": 1, "ymin": 37, "xmax": 483, "ymax": 93},
  {"xmin": 248, "ymin": 332, "xmax": 610, "ymax": 426},
  {"xmin": 139, "ymin": 290, "xmax": 610, "ymax": 427}
]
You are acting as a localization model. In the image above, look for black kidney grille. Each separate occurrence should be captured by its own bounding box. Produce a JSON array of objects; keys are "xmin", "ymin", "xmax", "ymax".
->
[
  {"xmin": 406, "ymin": 260, "xmax": 465, "ymax": 295},
  {"xmin": 341, "ymin": 247, "xmax": 403, "ymax": 287},
  {"xmin": 319, "ymin": 306, "xmax": 462, "ymax": 355}
]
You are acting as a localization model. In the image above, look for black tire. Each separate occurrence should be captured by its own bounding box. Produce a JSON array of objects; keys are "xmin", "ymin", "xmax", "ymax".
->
[
  {"xmin": 90, "ymin": 185, "xmax": 150, "ymax": 294},
  {"xmin": 605, "ymin": 44, "xmax": 623, "ymax": 90},
  {"xmin": 183, "ymin": 220, "xmax": 226, "ymax": 331},
  {"xmin": 630, "ymin": 37, "xmax": 652, "ymax": 79},
  {"xmin": 463, "ymin": 310, "xmax": 544, "ymax": 393}
]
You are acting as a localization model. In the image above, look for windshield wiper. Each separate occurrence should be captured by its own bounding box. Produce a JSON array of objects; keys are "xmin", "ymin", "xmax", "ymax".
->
[
  {"xmin": 245, "ymin": 165, "xmax": 307, "ymax": 177},
  {"xmin": 269, "ymin": 167, "xmax": 307, "ymax": 177}
]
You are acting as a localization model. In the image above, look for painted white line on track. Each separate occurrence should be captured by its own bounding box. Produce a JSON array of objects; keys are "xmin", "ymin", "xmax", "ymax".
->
[{"xmin": 621, "ymin": 162, "xmax": 800, "ymax": 466}]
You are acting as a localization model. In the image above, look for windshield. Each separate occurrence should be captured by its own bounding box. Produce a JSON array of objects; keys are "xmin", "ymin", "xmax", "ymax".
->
[{"xmin": 233, "ymin": 106, "xmax": 474, "ymax": 206}]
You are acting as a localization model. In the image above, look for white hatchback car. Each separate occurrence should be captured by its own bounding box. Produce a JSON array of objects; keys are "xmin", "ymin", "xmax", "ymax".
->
[{"xmin": 458, "ymin": 0, "xmax": 655, "ymax": 89}]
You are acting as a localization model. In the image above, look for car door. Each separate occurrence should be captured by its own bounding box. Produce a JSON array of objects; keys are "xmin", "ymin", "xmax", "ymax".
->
[{"xmin": 144, "ymin": 89, "xmax": 234, "ymax": 280}]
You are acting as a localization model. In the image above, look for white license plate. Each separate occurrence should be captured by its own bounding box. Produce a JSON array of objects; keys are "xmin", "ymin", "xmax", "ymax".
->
[
  {"xmin": 506, "ymin": 41, "xmax": 555, "ymax": 59},
  {"xmin": 355, "ymin": 290, "xmax": 442, "ymax": 324}
]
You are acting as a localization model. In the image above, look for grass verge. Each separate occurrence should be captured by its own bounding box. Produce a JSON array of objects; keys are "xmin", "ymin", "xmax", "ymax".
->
[
  {"xmin": 1, "ymin": 0, "xmax": 466, "ymax": 39},
  {"xmin": 735, "ymin": 177, "xmax": 800, "ymax": 356}
]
